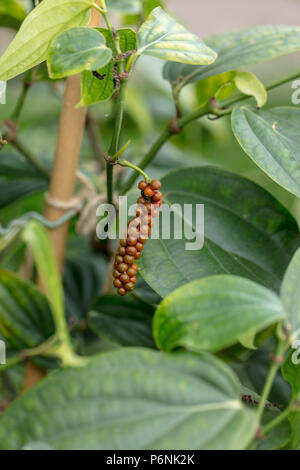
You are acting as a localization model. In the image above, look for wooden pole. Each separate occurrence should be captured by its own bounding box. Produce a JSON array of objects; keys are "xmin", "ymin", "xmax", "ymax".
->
[{"xmin": 23, "ymin": 5, "xmax": 101, "ymax": 391}]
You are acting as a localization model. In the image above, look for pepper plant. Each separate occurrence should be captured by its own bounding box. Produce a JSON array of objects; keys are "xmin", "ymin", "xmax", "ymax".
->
[{"xmin": 0, "ymin": 0, "xmax": 300, "ymax": 451}]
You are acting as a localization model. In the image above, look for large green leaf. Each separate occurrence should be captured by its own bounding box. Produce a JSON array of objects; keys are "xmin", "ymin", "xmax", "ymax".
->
[
  {"xmin": 232, "ymin": 106, "xmax": 300, "ymax": 198},
  {"xmin": 153, "ymin": 275, "xmax": 285, "ymax": 352},
  {"xmin": 280, "ymin": 247, "xmax": 300, "ymax": 338},
  {"xmin": 0, "ymin": 0, "xmax": 94, "ymax": 81},
  {"xmin": 0, "ymin": 270, "xmax": 54, "ymax": 350},
  {"xmin": 0, "ymin": 349, "xmax": 257, "ymax": 450},
  {"xmin": 78, "ymin": 27, "xmax": 136, "ymax": 107},
  {"xmin": 139, "ymin": 167, "xmax": 300, "ymax": 298},
  {"xmin": 163, "ymin": 25, "xmax": 300, "ymax": 90},
  {"xmin": 0, "ymin": 153, "xmax": 47, "ymax": 209},
  {"xmin": 88, "ymin": 294, "xmax": 155, "ymax": 348},
  {"xmin": 0, "ymin": 0, "xmax": 26, "ymax": 30},
  {"xmin": 48, "ymin": 27, "xmax": 112, "ymax": 79},
  {"xmin": 137, "ymin": 7, "xmax": 217, "ymax": 65}
]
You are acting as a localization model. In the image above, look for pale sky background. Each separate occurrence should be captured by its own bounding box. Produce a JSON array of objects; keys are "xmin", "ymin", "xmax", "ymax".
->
[{"xmin": 169, "ymin": 0, "xmax": 300, "ymax": 36}]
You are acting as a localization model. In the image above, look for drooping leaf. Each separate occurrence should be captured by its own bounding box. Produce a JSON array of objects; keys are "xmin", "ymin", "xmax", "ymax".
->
[
  {"xmin": 137, "ymin": 7, "xmax": 217, "ymax": 65},
  {"xmin": 48, "ymin": 27, "xmax": 112, "ymax": 79},
  {"xmin": 22, "ymin": 221, "xmax": 64, "ymax": 334},
  {"xmin": 153, "ymin": 275, "xmax": 285, "ymax": 352},
  {"xmin": 163, "ymin": 25, "xmax": 300, "ymax": 91},
  {"xmin": 0, "ymin": 153, "xmax": 47, "ymax": 209},
  {"xmin": 0, "ymin": 0, "xmax": 26, "ymax": 30},
  {"xmin": 0, "ymin": 349, "xmax": 257, "ymax": 450},
  {"xmin": 88, "ymin": 294, "xmax": 155, "ymax": 348},
  {"xmin": 280, "ymin": 247, "xmax": 300, "ymax": 338},
  {"xmin": 78, "ymin": 28, "xmax": 137, "ymax": 106},
  {"xmin": 139, "ymin": 166, "xmax": 300, "ymax": 298},
  {"xmin": 0, "ymin": 0, "xmax": 94, "ymax": 81},
  {"xmin": 0, "ymin": 269, "xmax": 54, "ymax": 350},
  {"xmin": 234, "ymin": 71, "xmax": 267, "ymax": 108},
  {"xmin": 232, "ymin": 106, "xmax": 300, "ymax": 197},
  {"xmin": 106, "ymin": 0, "xmax": 142, "ymax": 13}
]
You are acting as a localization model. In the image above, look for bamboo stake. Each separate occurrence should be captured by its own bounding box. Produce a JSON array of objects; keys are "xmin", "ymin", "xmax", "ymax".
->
[{"xmin": 23, "ymin": 5, "xmax": 101, "ymax": 391}]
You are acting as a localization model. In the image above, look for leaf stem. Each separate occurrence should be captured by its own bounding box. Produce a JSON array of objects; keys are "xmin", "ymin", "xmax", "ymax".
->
[
  {"xmin": 118, "ymin": 159, "xmax": 151, "ymax": 182},
  {"xmin": 11, "ymin": 69, "xmax": 33, "ymax": 122},
  {"xmin": 120, "ymin": 69, "xmax": 300, "ymax": 194}
]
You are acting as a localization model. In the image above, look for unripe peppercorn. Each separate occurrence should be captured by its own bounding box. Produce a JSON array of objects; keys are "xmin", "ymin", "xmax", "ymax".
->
[
  {"xmin": 118, "ymin": 246, "xmax": 126, "ymax": 256},
  {"xmin": 118, "ymin": 263, "xmax": 128, "ymax": 273},
  {"xmin": 138, "ymin": 180, "xmax": 148, "ymax": 191},
  {"xmin": 113, "ymin": 279, "xmax": 122, "ymax": 288},
  {"xmin": 126, "ymin": 246, "xmax": 137, "ymax": 256},
  {"xmin": 120, "ymin": 273, "xmax": 130, "ymax": 283},
  {"xmin": 113, "ymin": 180, "xmax": 162, "ymax": 296},
  {"xmin": 150, "ymin": 179, "xmax": 161, "ymax": 190},
  {"xmin": 152, "ymin": 190, "xmax": 162, "ymax": 202},
  {"xmin": 115, "ymin": 255, "xmax": 123, "ymax": 264},
  {"xmin": 136, "ymin": 242, "xmax": 144, "ymax": 251},
  {"xmin": 143, "ymin": 186, "xmax": 154, "ymax": 197},
  {"xmin": 124, "ymin": 254, "xmax": 135, "ymax": 264},
  {"xmin": 118, "ymin": 287, "xmax": 127, "ymax": 296},
  {"xmin": 124, "ymin": 282, "xmax": 135, "ymax": 291}
]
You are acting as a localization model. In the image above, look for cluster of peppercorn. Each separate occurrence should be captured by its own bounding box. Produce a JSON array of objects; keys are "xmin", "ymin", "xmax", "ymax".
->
[{"xmin": 113, "ymin": 179, "xmax": 162, "ymax": 296}]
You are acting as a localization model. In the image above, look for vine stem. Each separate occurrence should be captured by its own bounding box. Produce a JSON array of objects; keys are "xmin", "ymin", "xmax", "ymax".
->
[
  {"xmin": 12, "ymin": 138, "xmax": 50, "ymax": 180},
  {"xmin": 257, "ymin": 338, "xmax": 288, "ymax": 421},
  {"xmin": 102, "ymin": 7, "xmax": 127, "ymax": 204},
  {"xmin": 120, "ymin": 69, "xmax": 300, "ymax": 194}
]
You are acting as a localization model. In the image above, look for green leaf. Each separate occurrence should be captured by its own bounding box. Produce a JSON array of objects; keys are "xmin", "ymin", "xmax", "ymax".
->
[
  {"xmin": 257, "ymin": 409, "xmax": 291, "ymax": 450},
  {"xmin": 48, "ymin": 27, "xmax": 112, "ymax": 79},
  {"xmin": 0, "ymin": 348, "xmax": 257, "ymax": 450},
  {"xmin": 234, "ymin": 71, "xmax": 267, "ymax": 108},
  {"xmin": 106, "ymin": 0, "xmax": 142, "ymax": 13},
  {"xmin": 153, "ymin": 275, "xmax": 285, "ymax": 352},
  {"xmin": 0, "ymin": 269, "xmax": 54, "ymax": 350},
  {"xmin": 163, "ymin": 25, "xmax": 300, "ymax": 90},
  {"xmin": 195, "ymin": 71, "xmax": 237, "ymax": 106},
  {"xmin": 137, "ymin": 7, "xmax": 217, "ymax": 65},
  {"xmin": 232, "ymin": 106, "xmax": 300, "ymax": 198},
  {"xmin": 78, "ymin": 27, "xmax": 136, "ymax": 107},
  {"xmin": 143, "ymin": 0, "xmax": 165, "ymax": 16},
  {"xmin": 88, "ymin": 294, "xmax": 155, "ymax": 348},
  {"xmin": 0, "ymin": 0, "xmax": 94, "ymax": 82},
  {"xmin": 63, "ymin": 237, "xmax": 107, "ymax": 322},
  {"xmin": 139, "ymin": 166, "xmax": 299, "ymax": 298},
  {"xmin": 21, "ymin": 221, "xmax": 64, "ymax": 336},
  {"xmin": 0, "ymin": 153, "xmax": 47, "ymax": 209},
  {"xmin": 0, "ymin": 0, "xmax": 26, "ymax": 30},
  {"xmin": 280, "ymin": 247, "xmax": 300, "ymax": 338}
]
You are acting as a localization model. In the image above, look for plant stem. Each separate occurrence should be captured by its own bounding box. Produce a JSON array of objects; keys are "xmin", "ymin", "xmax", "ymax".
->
[
  {"xmin": 12, "ymin": 138, "xmax": 50, "ymax": 180},
  {"xmin": 86, "ymin": 111, "xmax": 105, "ymax": 169},
  {"xmin": 11, "ymin": 69, "xmax": 33, "ymax": 122},
  {"xmin": 118, "ymin": 159, "xmax": 151, "ymax": 182},
  {"xmin": 257, "ymin": 339, "xmax": 287, "ymax": 421},
  {"xmin": 262, "ymin": 404, "xmax": 293, "ymax": 436},
  {"xmin": 0, "ymin": 354, "xmax": 24, "ymax": 372},
  {"xmin": 120, "ymin": 69, "xmax": 300, "ymax": 194}
]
